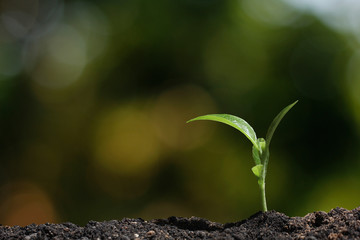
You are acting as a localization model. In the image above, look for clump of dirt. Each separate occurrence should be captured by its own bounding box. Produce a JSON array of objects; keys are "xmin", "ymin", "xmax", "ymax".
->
[{"xmin": 1, "ymin": 207, "xmax": 359, "ymax": 239}]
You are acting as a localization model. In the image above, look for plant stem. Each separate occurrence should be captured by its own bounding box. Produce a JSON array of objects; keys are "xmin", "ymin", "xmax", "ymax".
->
[
  {"xmin": 259, "ymin": 181, "xmax": 268, "ymax": 212},
  {"xmin": 260, "ymin": 148, "xmax": 269, "ymax": 212}
]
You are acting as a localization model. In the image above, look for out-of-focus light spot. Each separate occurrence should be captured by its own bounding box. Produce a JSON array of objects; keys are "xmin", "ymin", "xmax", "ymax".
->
[
  {"xmin": 241, "ymin": 0, "xmax": 299, "ymax": 27},
  {"xmin": 26, "ymin": 24, "xmax": 86, "ymax": 89},
  {"xmin": 151, "ymin": 85, "xmax": 217, "ymax": 150},
  {"xmin": 47, "ymin": 25, "xmax": 87, "ymax": 66},
  {"xmin": 0, "ymin": 0, "xmax": 63, "ymax": 40},
  {"xmin": 0, "ymin": 0, "xmax": 64, "ymax": 80},
  {"xmin": 285, "ymin": 0, "xmax": 360, "ymax": 41},
  {"xmin": 285, "ymin": 0, "xmax": 336, "ymax": 13},
  {"xmin": 22, "ymin": 1, "xmax": 110, "ymax": 91},
  {"xmin": 93, "ymin": 103, "xmax": 160, "ymax": 176},
  {"xmin": 0, "ymin": 0, "xmax": 38, "ymax": 39},
  {"xmin": 0, "ymin": 182, "xmax": 57, "ymax": 226},
  {"xmin": 67, "ymin": 1, "xmax": 110, "ymax": 61},
  {"xmin": 91, "ymin": 103, "xmax": 160, "ymax": 199}
]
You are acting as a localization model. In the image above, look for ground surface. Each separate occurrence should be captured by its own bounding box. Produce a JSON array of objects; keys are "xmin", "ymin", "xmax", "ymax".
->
[{"xmin": 1, "ymin": 207, "xmax": 360, "ymax": 239}]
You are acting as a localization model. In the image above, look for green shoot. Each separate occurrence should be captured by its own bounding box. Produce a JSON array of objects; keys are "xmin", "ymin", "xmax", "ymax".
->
[{"xmin": 187, "ymin": 101, "xmax": 298, "ymax": 212}]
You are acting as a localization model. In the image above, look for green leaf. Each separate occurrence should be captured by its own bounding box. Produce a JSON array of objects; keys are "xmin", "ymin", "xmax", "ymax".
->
[
  {"xmin": 187, "ymin": 114, "xmax": 258, "ymax": 148},
  {"xmin": 251, "ymin": 164, "xmax": 263, "ymax": 178},
  {"xmin": 265, "ymin": 101, "xmax": 298, "ymax": 149},
  {"xmin": 252, "ymin": 145, "xmax": 261, "ymax": 165}
]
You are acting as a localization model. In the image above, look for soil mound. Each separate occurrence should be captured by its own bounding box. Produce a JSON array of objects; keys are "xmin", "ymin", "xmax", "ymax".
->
[{"xmin": 1, "ymin": 207, "xmax": 359, "ymax": 239}]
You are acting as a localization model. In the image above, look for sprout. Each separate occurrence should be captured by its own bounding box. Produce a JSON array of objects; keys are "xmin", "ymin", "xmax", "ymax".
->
[{"xmin": 187, "ymin": 101, "xmax": 298, "ymax": 212}]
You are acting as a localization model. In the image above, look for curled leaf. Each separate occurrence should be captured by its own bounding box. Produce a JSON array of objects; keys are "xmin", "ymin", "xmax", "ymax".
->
[
  {"xmin": 252, "ymin": 145, "xmax": 261, "ymax": 165},
  {"xmin": 265, "ymin": 101, "xmax": 298, "ymax": 150},
  {"xmin": 187, "ymin": 114, "xmax": 258, "ymax": 149}
]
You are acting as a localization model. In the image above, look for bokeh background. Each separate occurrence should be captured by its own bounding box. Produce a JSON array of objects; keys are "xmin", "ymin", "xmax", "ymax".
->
[{"xmin": 1, "ymin": 0, "xmax": 360, "ymax": 226}]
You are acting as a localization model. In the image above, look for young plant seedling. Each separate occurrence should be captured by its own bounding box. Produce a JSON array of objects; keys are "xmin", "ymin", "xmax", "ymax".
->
[{"xmin": 187, "ymin": 101, "xmax": 298, "ymax": 212}]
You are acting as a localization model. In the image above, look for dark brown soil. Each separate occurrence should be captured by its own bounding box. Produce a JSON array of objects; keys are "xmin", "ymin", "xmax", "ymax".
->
[{"xmin": 1, "ymin": 207, "xmax": 360, "ymax": 239}]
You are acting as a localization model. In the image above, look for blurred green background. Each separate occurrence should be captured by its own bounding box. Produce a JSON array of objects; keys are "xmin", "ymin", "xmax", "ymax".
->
[{"xmin": 1, "ymin": 0, "xmax": 360, "ymax": 226}]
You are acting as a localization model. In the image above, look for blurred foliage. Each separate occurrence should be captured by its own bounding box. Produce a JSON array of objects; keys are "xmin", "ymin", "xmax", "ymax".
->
[{"xmin": 1, "ymin": 0, "xmax": 360, "ymax": 226}]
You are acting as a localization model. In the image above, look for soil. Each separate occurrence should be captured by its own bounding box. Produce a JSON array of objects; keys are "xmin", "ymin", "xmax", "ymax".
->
[{"xmin": 1, "ymin": 207, "xmax": 360, "ymax": 239}]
